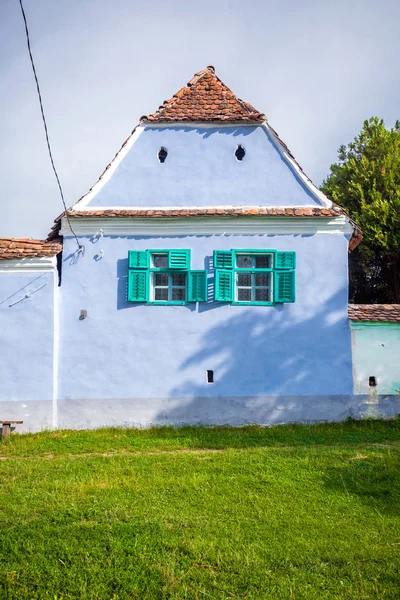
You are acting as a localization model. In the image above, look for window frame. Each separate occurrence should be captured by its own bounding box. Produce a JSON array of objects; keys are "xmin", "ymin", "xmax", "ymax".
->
[
  {"xmin": 213, "ymin": 249, "xmax": 295, "ymax": 306},
  {"xmin": 150, "ymin": 269, "xmax": 188, "ymax": 305},
  {"xmin": 233, "ymin": 250, "xmax": 275, "ymax": 306},
  {"xmin": 148, "ymin": 250, "xmax": 187, "ymax": 305},
  {"xmin": 126, "ymin": 249, "xmax": 207, "ymax": 306},
  {"xmin": 235, "ymin": 270, "xmax": 273, "ymax": 304}
]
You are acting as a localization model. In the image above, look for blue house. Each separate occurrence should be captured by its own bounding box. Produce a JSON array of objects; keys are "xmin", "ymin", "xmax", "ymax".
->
[{"xmin": 1, "ymin": 66, "xmax": 371, "ymax": 431}]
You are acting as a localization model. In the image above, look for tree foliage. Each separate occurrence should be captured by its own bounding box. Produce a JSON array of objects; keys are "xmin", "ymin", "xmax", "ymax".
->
[{"xmin": 321, "ymin": 117, "xmax": 400, "ymax": 303}]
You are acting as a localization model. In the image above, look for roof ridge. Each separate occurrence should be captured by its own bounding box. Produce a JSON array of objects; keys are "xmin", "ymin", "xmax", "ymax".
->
[{"xmin": 142, "ymin": 66, "xmax": 265, "ymax": 123}]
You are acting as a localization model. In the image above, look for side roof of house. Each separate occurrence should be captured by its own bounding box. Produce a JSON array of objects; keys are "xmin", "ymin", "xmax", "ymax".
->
[
  {"xmin": 349, "ymin": 304, "xmax": 400, "ymax": 322},
  {"xmin": 0, "ymin": 238, "xmax": 62, "ymax": 261}
]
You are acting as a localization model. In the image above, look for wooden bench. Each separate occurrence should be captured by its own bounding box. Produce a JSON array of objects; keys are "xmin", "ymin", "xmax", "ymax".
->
[{"xmin": 0, "ymin": 421, "xmax": 23, "ymax": 438}]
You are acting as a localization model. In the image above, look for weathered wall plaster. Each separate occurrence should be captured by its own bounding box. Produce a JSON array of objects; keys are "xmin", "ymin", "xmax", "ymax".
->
[
  {"xmin": 88, "ymin": 126, "xmax": 321, "ymax": 208},
  {"xmin": 1, "ymin": 394, "xmax": 398, "ymax": 433},
  {"xmin": 351, "ymin": 322, "xmax": 400, "ymax": 394},
  {"xmin": 58, "ymin": 231, "xmax": 353, "ymax": 404}
]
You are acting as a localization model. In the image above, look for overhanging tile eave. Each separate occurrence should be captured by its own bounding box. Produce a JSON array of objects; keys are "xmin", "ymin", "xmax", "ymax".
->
[
  {"xmin": 0, "ymin": 237, "xmax": 62, "ymax": 261},
  {"xmin": 349, "ymin": 304, "xmax": 400, "ymax": 322},
  {"xmin": 64, "ymin": 207, "xmax": 346, "ymax": 218}
]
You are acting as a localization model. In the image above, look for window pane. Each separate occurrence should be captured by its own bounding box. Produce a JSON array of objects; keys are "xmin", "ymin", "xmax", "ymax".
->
[
  {"xmin": 172, "ymin": 288, "xmax": 185, "ymax": 301},
  {"xmin": 238, "ymin": 288, "xmax": 251, "ymax": 301},
  {"xmin": 172, "ymin": 273, "xmax": 186, "ymax": 286},
  {"xmin": 255, "ymin": 273, "xmax": 270, "ymax": 287},
  {"xmin": 255, "ymin": 255, "xmax": 271, "ymax": 268},
  {"xmin": 155, "ymin": 288, "xmax": 168, "ymax": 301},
  {"xmin": 237, "ymin": 255, "xmax": 253, "ymax": 268},
  {"xmin": 237, "ymin": 273, "xmax": 251, "ymax": 286},
  {"xmin": 255, "ymin": 289, "xmax": 270, "ymax": 302},
  {"xmin": 154, "ymin": 273, "xmax": 168, "ymax": 286},
  {"xmin": 153, "ymin": 254, "xmax": 168, "ymax": 268}
]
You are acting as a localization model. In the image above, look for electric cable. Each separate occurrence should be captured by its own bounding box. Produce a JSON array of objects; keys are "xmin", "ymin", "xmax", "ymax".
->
[{"xmin": 17, "ymin": 0, "xmax": 83, "ymax": 253}]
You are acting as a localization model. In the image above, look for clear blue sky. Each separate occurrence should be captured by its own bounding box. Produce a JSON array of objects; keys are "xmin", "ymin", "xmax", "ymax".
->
[{"xmin": 1, "ymin": 0, "xmax": 399, "ymax": 238}]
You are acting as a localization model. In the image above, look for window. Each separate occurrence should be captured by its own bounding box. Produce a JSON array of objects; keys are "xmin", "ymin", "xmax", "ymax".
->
[
  {"xmin": 235, "ymin": 253, "xmax": 273, "ymax": 302},
  {"xmin": 152, "ymin": 271, "xmax": 187, "ymax": 302},
  {"xmin": 127, "ymin": 249, "xmax": 207, "ymax": 304},
  {"xmin": 214, "ymin": 249, "xmax": 296, "ymax": 305}
]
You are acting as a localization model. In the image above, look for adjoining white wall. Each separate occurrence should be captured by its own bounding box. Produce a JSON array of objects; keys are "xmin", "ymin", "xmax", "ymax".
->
[
  {"xmin": 351, "ymin": 322, "xmax": 400, "ymax": 394},
  {"xmin": 0, "ymin": 261, "xmax": 57, "ymax": 411}
]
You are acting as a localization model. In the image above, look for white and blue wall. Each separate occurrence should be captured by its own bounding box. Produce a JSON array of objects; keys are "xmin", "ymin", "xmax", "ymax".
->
[
  {"xmin": 1, "ymin": 122, "xmax": 398, "ymax": 430},
  {"xmin": 53, "ymin": 224, "xmax": 357, "ymax": 429}
]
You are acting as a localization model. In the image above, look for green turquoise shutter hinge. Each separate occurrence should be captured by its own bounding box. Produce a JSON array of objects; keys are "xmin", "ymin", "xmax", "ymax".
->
[
  {"xmin": 274, "ymin": 271, "xmax": 295, "ymax": 303},
  {"xmin": 168, "ymin": 249, "xmax": 190, "ymax": 270},
  {"xmin": 188, "ymin": 270, "xmax": 207, "ymax": 302},
  {"xmin": 127, "ymin": 270, "xmax": 148, "ymax": 302},
  {"xmin": 213, "ymin": 250, "xmax": 234, "ymax": 270},
  {"xmin": 215, "ymin": 270, "xmax": 234, "ymax": 302},
  {"xmin": 275, "ymin": 251, "xmax": 296, "ymax": 270},
  {"xmin": 128, "ymin": 250, "xmax": 149, "ymax": 269}
]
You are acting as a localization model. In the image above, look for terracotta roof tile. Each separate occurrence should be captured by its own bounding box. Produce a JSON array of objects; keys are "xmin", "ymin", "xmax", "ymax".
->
[
  {"xmin": 142, "ymin": 66, "xmax": 265, "ymax": 123},
  {"xmin": 65, "ymin": 206, "xmax": 344, "ymax": 218},
  {"xmin": 0, "ymin": 238, "xmax": 62, "ymax": 261},
  {"xmin": 348, "ymin": 304, "xmax": 400, "ymax": 322},
  {"xmin": 50, "ymin": 205, "xmax": 362, "ymax": 251}
]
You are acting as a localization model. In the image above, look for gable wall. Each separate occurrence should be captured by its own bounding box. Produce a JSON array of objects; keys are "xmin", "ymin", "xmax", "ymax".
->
[{"xmin": 87, "ymin": 126, "xmax": 322, "ymax": 209}]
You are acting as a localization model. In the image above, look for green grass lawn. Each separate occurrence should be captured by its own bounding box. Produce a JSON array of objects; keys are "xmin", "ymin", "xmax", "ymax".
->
[{"xmin": 0, "ymin": 420, "xmax": 399, "ymax": 599}]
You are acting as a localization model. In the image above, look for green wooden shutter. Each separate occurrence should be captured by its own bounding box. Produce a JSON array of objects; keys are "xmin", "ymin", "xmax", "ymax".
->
[
  {"xmin": 168, "ymin": 249, "xmax": 190, "ymax": 270},
  {"xmin": 213, "ymin": 250, "xmax": 234, "ymax": 269},
  {"xmin": 275, "ymin": 251, "xmax": 296, "ymax": 270},
  {"xmin": 274, "ymin": 271, "xmax": 295, "ymax": 303},
  {"xmin": 188, "ymin": 271, "xmax": 207, "ymax": 302},
  {"xmin": 215, "ymin": 270, "xmax": 233, "ymax": 302},
  {"xmin": 128, "ymin": 250, "xmax": 149, "ymax": 269},
  {"xmin": 127, "ymin": 270, "xmax": 148, "ymax": 302}
]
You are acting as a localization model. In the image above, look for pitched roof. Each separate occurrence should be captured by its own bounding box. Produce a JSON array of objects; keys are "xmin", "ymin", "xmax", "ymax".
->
[
  {"xmin": 0, "ymin": 238, "xmax": 62, "ymax": 261},
  {"xmin": 46, "ymin": 65, "xmax": 362, "ymax": 253},
  {"xmin": 348, "ymin": 304, "xmax": 400, "ymax": 322},
  {"xmin": 142, "ymin": 66, "xmax": 265, "ymax": 123}
]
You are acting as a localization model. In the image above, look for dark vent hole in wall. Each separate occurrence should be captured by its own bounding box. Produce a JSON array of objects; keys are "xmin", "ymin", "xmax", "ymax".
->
[
  {"xmin": 369, "ymin": 376, "xmax": 377, "ymax": 387},
  {"xmin": 158, "ymin": 147, "xmax": 168, "ymax": 163},
  {"xmin": 235, "ymin": 145, "xmax": 245, "ymax": 161},
  {"xmin": 207, "ymin": 370, "xmax": 214, "ymax": 383}
]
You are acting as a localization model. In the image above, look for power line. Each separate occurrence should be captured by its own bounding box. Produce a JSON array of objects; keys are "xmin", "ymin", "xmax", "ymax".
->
[{"xmin": 17, "ymin": 0, "xmax": 83, "ymax": 253}]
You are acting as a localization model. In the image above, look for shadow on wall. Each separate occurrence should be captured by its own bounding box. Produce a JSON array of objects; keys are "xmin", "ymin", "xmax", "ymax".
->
[
  {"xmin": 149, "ymin": 126, "xmax": 256, "ymax": 139},
  {"xmin": 151, "ymin": 287, "xmax": 353, "ymax": 424},
  {"xmin": 117, "ymin": 257, "xmax": 129, "ymax": 310}
]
